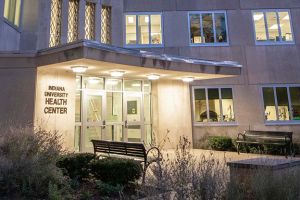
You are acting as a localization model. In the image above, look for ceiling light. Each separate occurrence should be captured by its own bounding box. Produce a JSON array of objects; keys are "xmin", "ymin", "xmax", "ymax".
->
[
  {"xmin": 182, "ymin": 77, "xmax": 194, "ymax": 83},
  {"xmin": 253, "ymin": 13, "xmax": 264, "ymax": 21},
  {"xmin": 106, "ymin": 79, "xmax": 119, "ymax": 86},
  {"xmin": 71, "ymin": 66, "xmax": 88, "ymax": 73},
  {"xmin": 147, "ymin": 74, "xmax": 160, "ymax": 80},
  {"xmin": 110, "ymin": 71, "xmax": 125, "ymax": 77},
  {"xmin": 132, "ymin": 83, "xmax": 141, "ymax": 87},
  {"xmin": 128, "ymin": 16, "xmax": 134, "ymax": 24}
]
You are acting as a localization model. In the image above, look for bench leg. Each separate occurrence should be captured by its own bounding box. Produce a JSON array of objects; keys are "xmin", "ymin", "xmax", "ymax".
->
[{"xmin": 237, "ymin": 143, "xmax": 240, "ymax": 154}]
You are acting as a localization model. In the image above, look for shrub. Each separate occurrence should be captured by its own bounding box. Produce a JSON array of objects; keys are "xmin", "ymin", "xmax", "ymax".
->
[
  {"xmin": 0, "ymin": 125, "xmax": 69, "ymax": 199},
  {"xmin": 96, "ymin": 180, "xmax": 123, "ymax": 196},
  {"xmin": 56, "ymin": 153, "xmax": 95, "ymax": 181},
  {"xmin": 89, "ymin": 157, "xmax": 142, "ymax": 185},
  {"xmin": 208, "ymin": 136, "xmax": 235, "ymax": 151}
]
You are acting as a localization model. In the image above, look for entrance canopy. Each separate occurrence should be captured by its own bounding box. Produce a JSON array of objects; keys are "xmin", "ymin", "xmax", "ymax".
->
[{"xmin": 34, "ymin": 40, "xmax": 241, "ymax": 80}]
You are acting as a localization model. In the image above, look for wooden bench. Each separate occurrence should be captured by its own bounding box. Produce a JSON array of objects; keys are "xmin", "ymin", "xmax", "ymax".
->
[
  {"xmin": 236, "ymin": 130, "xmax": 294, "ymax": 158},
  {"xmin": 91, "ymin": 140, "xmax": 162, "ymax": 183}
]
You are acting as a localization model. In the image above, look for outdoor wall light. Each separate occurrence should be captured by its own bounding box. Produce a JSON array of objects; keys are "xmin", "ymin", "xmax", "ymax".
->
[
  {"xmin": 147, "ymin": 74, "xmax": 160, "ymax": 80},
  {"xmin": 182, "ymin": 77, "xmax": 194, "ymax": 83},
  {"xmin": 71, "ymin": 66, "xmax": 88, "ymax": 73},
  {"xmin": 110, "ymin": 71, "xmax": 125, "ymax": 77}
]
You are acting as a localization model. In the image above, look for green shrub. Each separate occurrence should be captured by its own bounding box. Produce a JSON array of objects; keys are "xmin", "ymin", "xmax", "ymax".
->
[
  {"xmin": 0, "ymin": 125, "xmax": 69, "ymax": 199},
  {"xmin": 56, "ymin": 153, "xmax": 95, "ymax": 181},
  {"xmin": 89, "ymin": 157, "xmax": 142, "ymax": 185},
  {"xmin": 208, "ymin": 136, "xmax": 235, "ymax": 151},
  {"xmin": 96, "ymin": 181, "xmax": 123, "ymax": 196}
]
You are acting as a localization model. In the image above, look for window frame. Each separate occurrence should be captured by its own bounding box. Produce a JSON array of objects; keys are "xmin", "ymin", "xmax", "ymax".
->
[
  {"xmin": 252, "ymin": 9, "xmax": 295, "ymax": 46},
  {"xmin": 124, "ymin": 12, "xmax": 164, "ymax": 48},
  {"xmin": 192, "ymin": 86, "xmax": 237, "ymax": 126},
  {"xmin": 3, "ymin": 0, "xmax": 23, "ymax": 31},
  {"xmin": 261, "ymin": 84, "xmax": 300, "ymax": 125},
  {"xmin": 188, "ymin": 11, "xmax": 229, "ymax": 47}
]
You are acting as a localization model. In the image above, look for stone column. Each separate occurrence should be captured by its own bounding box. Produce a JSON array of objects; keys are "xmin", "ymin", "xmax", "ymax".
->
[
  {"xmin": 95, "ymin": 0, "xmax": 101, "ymax": 42},
  {"xmin": 37, "ymin": 0, "xmax": 52, "ymax": 49},
  {"xmin": 78, "ymin": 0, "xmax": 86, "ymax": 40}
]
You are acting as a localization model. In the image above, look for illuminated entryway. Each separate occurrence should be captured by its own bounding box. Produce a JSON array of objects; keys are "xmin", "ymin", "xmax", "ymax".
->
[{"xmin": 74, "ymin": 75, "xmax": 152, "ymax": 152}]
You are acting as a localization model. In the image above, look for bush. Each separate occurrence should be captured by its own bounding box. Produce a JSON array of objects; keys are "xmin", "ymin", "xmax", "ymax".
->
[
  {"xmin": 56, "ymin": 153, "xmax": 95, "ymax": 182},
  {"xmin": 89, "ymin": 157, "xmax": 142, "ymax": 185},
  {"xmin": 0, "ymin": 125, "xmax": 69, "ymax": 199},
  {"xmin": 208, "ymin": 136, "xmax": 235, "ymax": 151}
]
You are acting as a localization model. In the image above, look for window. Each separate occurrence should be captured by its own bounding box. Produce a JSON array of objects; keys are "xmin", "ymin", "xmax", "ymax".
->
[
  {"xmin": 189, "ymin": 12, "xmax": 228, "ymax": 45},
  {"xmin": 3, "ymin": 0, "xmax": 21, "ymax": 27},
  {"xmin": 67, "ymin": 0, "xmax": 79, "ymax": 43},
  {"xmin": 252, "ymin": 10, "xmax": 293, "ymax": 44},
  {"xmin": 101, "ymin": 6, "xmax": 112, "ymax": 44},
  {"xmin": 262, "ymin": 86, "xmax": 300, "ymax": 123},
  {"xmin": 85, "ymin": 2, "xmax": 96, "ymax": 40},
  {"xmin": 49, "ymin": 0, "xmax": 62, "ymax": 47},
  {"xmin": 125, "ymin": 13, "xmax": 162, "ymax": 46},
  {"xmin": 193, "ymin": 87, "xmax": 235, "ymax": 124}
]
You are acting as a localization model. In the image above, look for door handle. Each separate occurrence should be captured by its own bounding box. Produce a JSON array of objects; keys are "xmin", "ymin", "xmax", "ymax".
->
[
  {"xmin": 124, "ymin": 120, "xmax": 128, "ymax": 128},
  {"xmin": 102, "ymin": 120, "xmax": 106, "ymax": 129}
]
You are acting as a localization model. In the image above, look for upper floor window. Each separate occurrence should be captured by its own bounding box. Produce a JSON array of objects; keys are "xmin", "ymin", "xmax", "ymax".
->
[
  {"xmin": 252, "ymin": 10, "xmax": 294, "ymax": 44},
  {"xmin": 125, "ymin": 13, "xmax": 162, "ymax": 46},
  {"xmin": 49, "ymin": 0, "xmax": 62, "ymax": 47},
  {"xmin": 4, "ymin": 0, "xmax": 22, "ymax": 27},
  {"xmin": 189, "ymin": 12, "xmax": 228, "ymax": 45},
  {"xmin": 67, "ymin": 0, "xmax": 79, "ymax": 43},
  {"xmin": 262, "ymin": 86, "xmax": 300, "ymax": 123},
  {"xmin": 85, "ymin": 2, "xmax": 96, "ymax": 40},
  {"xmin": 101, "ymin": 5, "xmax": 112, "ymax": 44},
  {"xmin": 193, "ymin": 87, "xmax": 235, "ymax": 125}
]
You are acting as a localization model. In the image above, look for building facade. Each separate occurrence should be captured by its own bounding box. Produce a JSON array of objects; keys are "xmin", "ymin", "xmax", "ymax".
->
[{"xmin": 0, "ymin": 0, "xmax": 299, "ymax": 151}]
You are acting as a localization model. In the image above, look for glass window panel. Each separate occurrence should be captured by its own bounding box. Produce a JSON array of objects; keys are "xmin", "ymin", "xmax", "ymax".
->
[
  {"xmin": 215, "ymin": 13, "xmax": 227, "ymax": 43},
  {"xmin": 144, "ymin": 94, "xmax": 151, "ymax": 123},
  {"xmin": 87, "ymin": 94, "xmax": 102, "ymax": 122},
  {"xmin": 85, "ymin": 2, "xmax": 96, "ymax": 40},
  {"xmin": 150, "ymin": 15, "xmax": 162, "ymax": 44},
  {"xmin": 75, "ymin": 91, "xmax": 81, "ymax": 122},
  {"xmin": 208, "ymin": 89, "xmax": 221, "ymax": 122},
  {"xmin": 4, "ymin": 0, "xmax": 21, "ymax": 26},
  {"xmin": 74, "ymin": 126, "xmax": 81, "ymax": 152},
  {"xmin": 143, "ymin": 80, "xmax": 151, "ymax": 93},
  {"xmin": 83, "ymin": 77, "xmax": 104, "ymax": 90},
  {"xmin": 202, "ymin": 13, "xmax": 214, "ymax": 43},
  {"xmin": 145, "ymin": 125, "xmax": 152, "ymax": 146},
  {"xmin": 126, "ymin": 15, "xmax": 137, "ymax": 44},
  {"xmin": 194, "ymin": 89, "xmax": 207, "ymax": 122},
  {"xmin": 127, "ymin": 125, "xmax": 141, "ymax": 142},
  {"xmin": 190, "ymin": 14, "xmax": 202, "ymax": 44},
  {"xmin": 221, "ymin": 88, "xmax": 234, "ymax": 122},
  {"xmin": 124, "ymin": 80, "xmax": 141, "ymax": 92},
  {"xmin": 106, "ymin": 92, "xmax": 122, "ymax": 122},
  {"xmin": 278, "ymin": 12, "xmax": 293, "ymax": 42},
  {"xmin": 138, "ymin": 15, "xmax": 149, "ymax": 44},
  {"xmin": 85, "ymin": 126, "xmax": 101, "ymax": 151},
  {"xmin": 253, "ymin": 12, "xmax": 267, "ymax": 42},
  {"xmin": 105, "ymin": 79, "xmax": 122, "ymax": 91},
  {"xmin": 276, "ymin": 87, "xmax": 290, "ymax": 121},
  {"xmin": 266, "ymin": 12, "xmax": 280, "ymax": 42},
  {"xmin": 290, "ymin": 87, "xmax": 300, "ymax": 120},
  {"xmin": 76, "ymin": 76, "xmax": 81, "ymax": 89},
  {"xmin": 263, "ymin": 87, "xmax": 277, "ymax": 121},
  {"xmin": 106, "ymin": 125, "xmax": 123, "ymax": 141}
]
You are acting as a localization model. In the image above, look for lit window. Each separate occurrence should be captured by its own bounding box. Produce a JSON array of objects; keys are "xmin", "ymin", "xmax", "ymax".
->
[
  {"xmin": 253, "ymin": 11, "xmax": 293, "ymax": 44},
  {"xmin": 3, "ymin": 0, "xmax": 21, "ymax": 27},
  {"xmin": 193, "ymin": 87, "xmax": 235, "ymax": 124},
  {"xmin": 85, "ymin": 2, "xmax": 96, "ymax": 40},
  {"xmin": 125, "ymin": 13, "xmax": 162, "ymax": 46},
  {"xmin": 67, "ymin": 0, "xmax": 79, "ymax": 43},
  {"xmin": 49, "ymin": 0, "xmax": 62, "ymax": 47},
  {"xmin": 189, "ymin": 12, "xmax": 228, "ymax": 45},
  {"xmin": 263, "ymin": 86, "xmax": 300, "ymax": 122},
  {"xmin": 101, "ymin": 6, "xmax": 112, "ymax": 44}
]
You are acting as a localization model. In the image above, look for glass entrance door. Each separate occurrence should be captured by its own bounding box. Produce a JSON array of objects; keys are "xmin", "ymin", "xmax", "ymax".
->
[
  {"xmin": 82, "ymin": 90, "xmax": 105, "ymax": 152},
  {"xmin": 124, "ymin": 92, "xmax": 143, "ymax": 142}
]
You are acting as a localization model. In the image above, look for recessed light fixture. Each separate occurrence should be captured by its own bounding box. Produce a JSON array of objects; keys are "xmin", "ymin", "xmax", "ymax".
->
[
  {"xmin": 182, "ymin": 77, "xmax": 194, "ymax": 83},
  {"xmin": 110, "ymin": 71, "xmax": 125, "ymax": 77},
  {"xmin": 131, "ymin": 83, "xmax": 141, "ymax": 87},
  {"xmin": 88, "ymin": 77, "xmax": 100, "ymax": 84},
  {"xmin": 147, "ymin": 74, "xmax": 160, "ymax": 80},
  {"xmin": 71, "ymin": 66, "xmax": 88, "ymax": 73},
  {"xmin": 106, "ymin": 79, "xmax": 119, "ymax": 86}
]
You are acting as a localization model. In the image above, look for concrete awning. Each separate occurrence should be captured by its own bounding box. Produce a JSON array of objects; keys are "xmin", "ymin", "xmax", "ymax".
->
[{"xmin": 0, "ymin": 40, "xmax": 242, "ymax": 80}]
